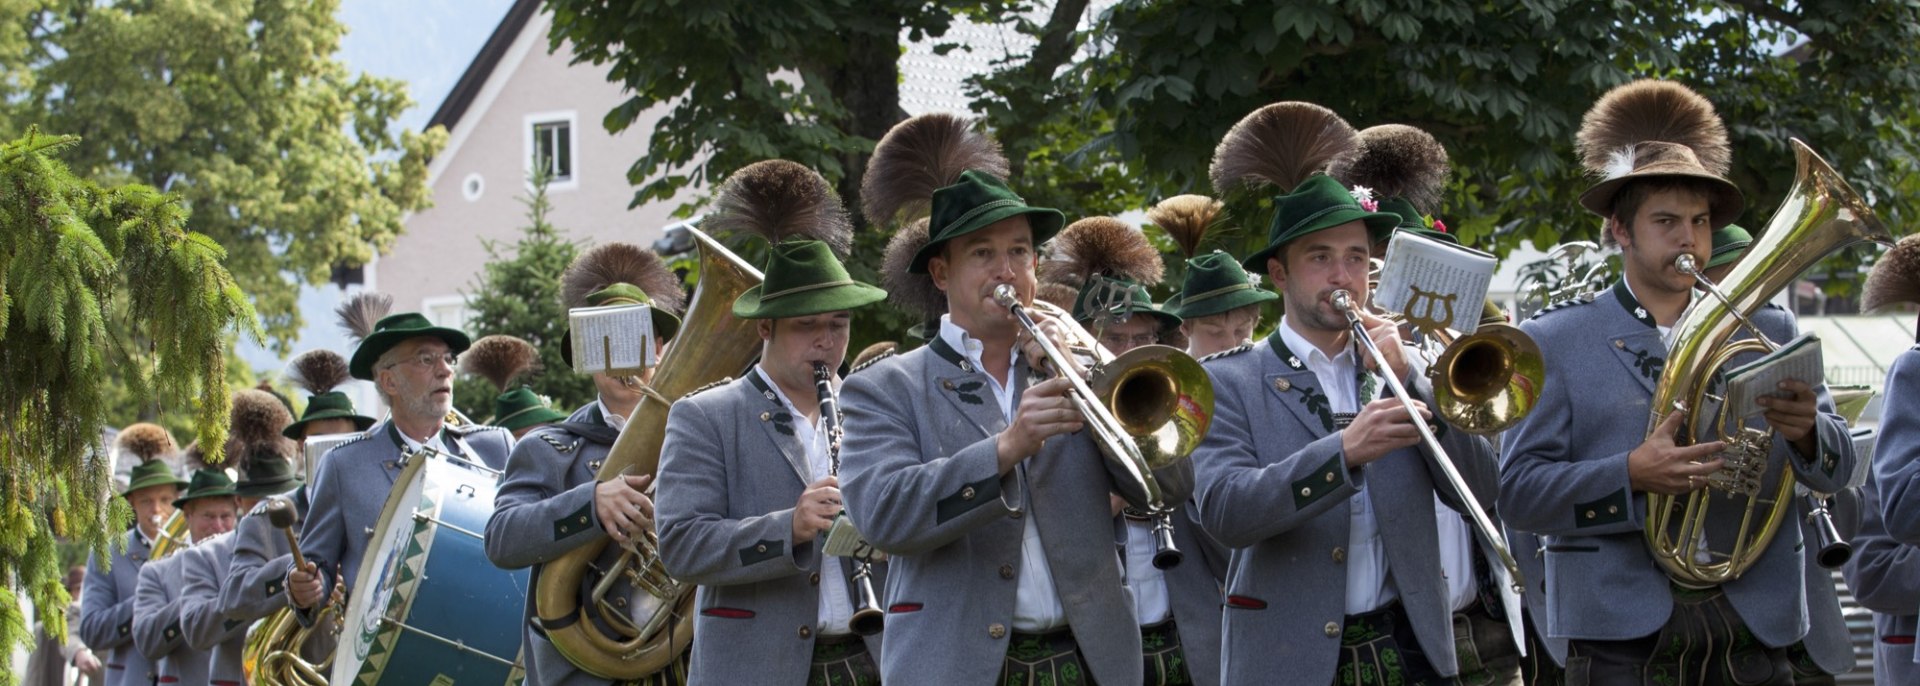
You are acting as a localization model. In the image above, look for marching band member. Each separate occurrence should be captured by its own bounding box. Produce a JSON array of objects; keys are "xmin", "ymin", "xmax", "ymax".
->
[
  {"xmin": 1500, "ymin": 80, "xmax": 1852, "ymax": 685},
  {"xmin": 219, "ymin": 349, "xmax": 370, "ymax": 641},
  {"xmin": 1193, "ymin": 101, "xmax": 1499, "ymax": 686},
  {"xmin": 1047, "ymin": 216, "xmax": 1225, "ymax": 686},
  {"xmin": 483, "ymin": 241, "xmax": 684, "ymax": 686},
  {"xmin": 656, "ymin": 159, "xmax": 892, "ymax": 685},
  {"xmin": 841, "ymin": 112, "xmax": 1191, "ymax": 685},
  {"xmin": 288, "ymin": 293, "xmax": 513, "ymax": 619},
  {"xmin": 80, "ymin": 424, "xmax": 185, "ymax": 686},
  {"xmin": 179, "ymin": 390, "xmax": 300, "ymax": 686},
  {"xmin": 134, "ymin": 458, "xmax": 240, "ymax": 686},
  {"xmin": 1147, "ymin": 195, "xmax": 1276, "ymax": 360},
  {"xmin": 464, "ymin": 334, "xmax": 570, "ymax": 440},
  {"xmin": 1858, "ymin": 233, "xmax": 1920, "ymax": 684},
  {"xmin": 1332, "ymin": 122, "xmax": 1527, "ymax": 686}
]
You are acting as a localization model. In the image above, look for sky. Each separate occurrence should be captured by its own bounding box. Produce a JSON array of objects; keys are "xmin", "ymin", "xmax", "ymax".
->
[{"xmin": 235, "ymin": 0, "xmax": 516, "ymax": 370}]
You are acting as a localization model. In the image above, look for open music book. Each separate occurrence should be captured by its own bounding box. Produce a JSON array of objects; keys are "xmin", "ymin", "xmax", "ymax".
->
[
  {"xmin": 1376, "ymin": 231, "xmax": 1499, "ymax": 335},
  {"xmin": 568, "ymin": 303, "xmax": 657, "ymax": 375},
  {"xmin": 1722, "ymin": 332, "xmax": 1824, "ymax": 419}
]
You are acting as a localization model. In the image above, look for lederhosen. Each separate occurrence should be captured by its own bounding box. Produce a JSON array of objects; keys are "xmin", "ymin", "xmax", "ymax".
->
[
  {"xmin": 1452, "ymin": 544, "xmax": 1524, "ymax": 686},
  {"xmin": 1002, "ymin": 626, "xmax": 1098, "ymax": 686},
  {"xmin": 808, "ymin": 632, "xmax": 880, "ymax": 686},
  {"xmin": 1140, "ymin": 616, "xmax": 1191, "ymax": 686},
  {"xmin": 1566, "ymin": 584, "xmax": 1792, "ymax": 686}
]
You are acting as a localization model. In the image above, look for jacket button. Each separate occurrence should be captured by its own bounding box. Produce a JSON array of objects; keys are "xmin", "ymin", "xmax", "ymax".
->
[
  {"xmin": 1009, "ymin": 509, "xmax": 1023, "ymax": 519},
  {"xmin": 1607, "ymin": 505, "xmax": 1618, "ymax": 515},
  {"xmin": 579, "ymin": 516, "xmax": 589, "ymax": 524},
  {"xmin": 942, "ymin": 380, "xmax": 956, "ymax": 390},
  {"xmin": 761, "ymin": 411, "xmax": 771, "ymax": 421},
  {"xmin": 961, "ymin": 486, "xmax": 976, "ymax": 500},
  {"xmin": 988, "ymin": 623, "xmax": 1007, "ymax": 639},
  {"xmin": 810, "ymin": 572, "xmax": 821, "ymax": 586},
  {"xmin": 1325, "ymin": 621, "xmax": 1340, "ymax": 637},
  {"xmin": 756, "ymin": 544, "xmax": 769, "ymax": 553},
  {"xmin": 1585, "ymin": 510, "xmax": 1596, "ymax": 520},
  {"xmin": 1299, "ymin": 487, "xmax": 1312, "ymax": 498},
  {"xmin": 1614, "ymin": 340, "xmax": 1625, "ymax": 349},
  {"xmin": 1274, "ymin": 378, "xmax": 1291, "ymax": 392},
  {"xmin": 1324, "ymin": 472, "xmax": 1336, "ymax": 483},
  {"xmin": 1000, "ymin": 564, "xmax": 1015, "ymax": 579},
  {"xmin": 1332, "ymin": 547, "xmax": 1346, "ymax": 564},
  {"xmin": 799, "ymin": 625, "xmax": 812, "ymax": 639}
]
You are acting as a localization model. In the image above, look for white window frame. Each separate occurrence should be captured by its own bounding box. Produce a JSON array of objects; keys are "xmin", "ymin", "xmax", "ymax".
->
[
  {"xmin": 523, "ymin": 110, "xmax": 580, "ymax": 192},
  {"xmin": 420, "ymin": 294, "xmax": 474, "ymax": 331}
]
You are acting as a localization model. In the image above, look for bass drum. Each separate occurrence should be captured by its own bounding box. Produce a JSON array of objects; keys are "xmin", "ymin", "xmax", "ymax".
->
[{"xmin": 332, "ymin": 449, "xmax": 530, "ymax": 685}]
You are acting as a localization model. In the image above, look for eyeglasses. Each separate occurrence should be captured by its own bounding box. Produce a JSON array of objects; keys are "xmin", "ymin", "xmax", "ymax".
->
[
  {"xmin": 1099, "ymin": 333, "xmax": 1159, "ymax": 349},
  {"xmin": 385, "ymin": 351, "xmax": 458, "ymax": 370}
]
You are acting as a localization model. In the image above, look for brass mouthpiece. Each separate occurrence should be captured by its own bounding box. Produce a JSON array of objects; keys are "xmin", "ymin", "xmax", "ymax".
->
[
  {"xmin": 1330, "ymin": 289, "xmax": 1357, "ymax": 314},
  {"xmin": 992, "ymin": 284, "xmax": 1020, "ymax": 308}
]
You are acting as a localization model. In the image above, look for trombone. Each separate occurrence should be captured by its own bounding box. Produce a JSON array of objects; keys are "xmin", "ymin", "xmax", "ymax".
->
[
  {"xmin": 1330, "ymin": 289, "xmax": 1525, "ymax": 595},
  {"xmin": 992, "ymin": 283, "xmax": 1213, "ymax": 569}
]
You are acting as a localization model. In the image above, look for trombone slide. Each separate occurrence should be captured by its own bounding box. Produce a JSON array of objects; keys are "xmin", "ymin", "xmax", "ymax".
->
[{"xmin": 1332, "ymin": 290, "xmax": 1525, "ymax": 595}]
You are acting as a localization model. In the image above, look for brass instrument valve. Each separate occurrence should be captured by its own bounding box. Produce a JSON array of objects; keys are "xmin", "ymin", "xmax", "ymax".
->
[{"xmin": 1706, "ymin": 428, "xmax": 1770, "ymax": 496}]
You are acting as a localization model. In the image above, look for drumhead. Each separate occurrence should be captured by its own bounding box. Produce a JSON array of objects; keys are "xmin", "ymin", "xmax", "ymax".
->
[{"xmin": 332, "ymin": 451, "xmax": 434, "ymax": 683}]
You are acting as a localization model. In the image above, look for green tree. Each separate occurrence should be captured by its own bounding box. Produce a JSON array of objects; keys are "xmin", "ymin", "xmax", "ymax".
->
[
  {"xmin": 9, "ymin": 0, "xmax": 447, "ymax": 349},
  {"xmin": 455, "ymin": 171, "xmax": 597, "ymax": 420},
  {"xmin": 0, "ymin": 130, "xmax": 258, "ymax": 681}
]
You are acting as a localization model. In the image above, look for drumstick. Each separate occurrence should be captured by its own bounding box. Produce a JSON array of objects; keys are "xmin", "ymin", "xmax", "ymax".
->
[{"xmin": 265, "ymin": 497, "xmax": 313, "ymax": 573}]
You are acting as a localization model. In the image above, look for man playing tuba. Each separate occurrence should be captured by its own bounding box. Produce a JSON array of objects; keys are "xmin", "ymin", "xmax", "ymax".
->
[
  {"xmin": 482, "ymin": 241, "xmax": 684, "ymax": 685},
  {"xmin": 1499, "ymin": 79, "xmax": 1853, "ymax": 686}
]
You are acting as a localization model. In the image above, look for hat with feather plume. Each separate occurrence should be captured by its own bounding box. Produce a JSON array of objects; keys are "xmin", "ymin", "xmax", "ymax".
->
[
  {"xmin": 1041, "ymin": 217, "xmax": 1181, "ymax": 331},
  {"xmin": 225, "ymin": 389, "xmax": 302, "ymax": 497},
  {"xmin": 338, "ymin": 291, "xmax": 472, "ymax": 381},
  {"xmin": 1210, "ymin": 102, "xmax": 1399, "ymax": 271},
  {"xmin": 119, "ymin": 422, "xmax": 188, "ymax": 495},
  {"xmin": 711, "ymin": 160, "xmax": 887, "ymax": 319},
  {"xmin": 463, "ymin": 334, "xmax": 567, "ymax": 432},
  {"xmin": 1575, "ymin": 79, "xmax": 1744, "ymax": 228},
  {"xmin": 282, "ymin": 349, "xmax": 375, "ymax": 439},
  {"xmin": 1331, "ymin": 124, "xmax": 1458, "ymax": 245},
  {"xmin": 1148, "ymin": 195, "xmax": 1277, "ymax": 319},
  {"xmin": 862, "ymin": 113, "xmax": 1064, "ymax": 274}
]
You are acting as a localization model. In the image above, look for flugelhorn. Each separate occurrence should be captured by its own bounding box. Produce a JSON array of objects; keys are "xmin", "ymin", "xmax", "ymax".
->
[
  {"xmin": 992, "ymin": 284, "xmax": 1213, "ymax": 569},
  {"xmin": 1330, "ymin": 289, "xmax": 1525, "ymax": 595},
  {"xmin": 1644, "ymin": 139, "xmax": 1891, "ymax": 584},
  {"xmin": 812, "ymin": 362, "xmax": 884, "ymax": 636}
]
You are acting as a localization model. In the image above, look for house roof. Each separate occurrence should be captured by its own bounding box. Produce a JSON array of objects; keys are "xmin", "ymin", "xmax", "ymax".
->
[{"xmin": 426, "ymin": 0, "xmax": 543, "ymax": 133}]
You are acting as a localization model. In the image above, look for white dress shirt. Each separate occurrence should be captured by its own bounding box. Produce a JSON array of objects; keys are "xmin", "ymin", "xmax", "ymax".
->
[
  {"xmin": 1122, "ymin": 518, "xmax": 1171, "ymax": 625},
  {"xmin": 1278, "ymin": 316, "xmax": 1396, "ymax": 614},
  {"xmin": 938, "ymin": 315, "xmax": 1069, "ymax": 631},
  {"xmin": 595, "ymin": 398, "xmax": 628, "ymax": 431},
  {"xmin": 754, "ymin": 365, "xmax": 855, "ymax": 635},
  {"xmin": 1434, "ymin": 497, "xmax": 1479, "ymax": 612}
]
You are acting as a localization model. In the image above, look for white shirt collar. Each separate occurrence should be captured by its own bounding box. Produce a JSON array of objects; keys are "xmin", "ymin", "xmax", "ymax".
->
[
  {"xmin": 595, "ymin": 398, "xmax": 627, "ymax": 432},
  {"xmin": 938, "ymin": 315, "xmax": 1019, "ymax": 377},
  {"xmin": 1277, "ymin": 315, "xmax": 1356, "ymax": 370}
]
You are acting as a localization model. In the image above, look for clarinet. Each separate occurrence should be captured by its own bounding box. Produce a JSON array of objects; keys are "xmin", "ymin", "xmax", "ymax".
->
[{"xmin": 813, "ymin": 362, "xmax": 885, "ymax": 635}]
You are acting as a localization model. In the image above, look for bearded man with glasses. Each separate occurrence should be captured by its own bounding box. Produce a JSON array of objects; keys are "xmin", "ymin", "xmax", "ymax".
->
[{"xmin": 285, "ymin": 296, "xmax": 514, "ymax": 623}]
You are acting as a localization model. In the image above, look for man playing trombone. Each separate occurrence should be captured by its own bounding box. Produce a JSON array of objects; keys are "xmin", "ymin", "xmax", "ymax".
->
[
  {"xmin": 656, "ymin": 160, "xmax": 893, "ymax": 685},
  {"xmin": 840, "ymin": 113, "xmax": 1191, "ymax": 686},
  {"xmin": 1500, "ymin": 80, "xmax": 1854, "ymax": 686},
  {"xmin": 1193, "ymin": 169, "xmax": 1500, "ymax": 686}
]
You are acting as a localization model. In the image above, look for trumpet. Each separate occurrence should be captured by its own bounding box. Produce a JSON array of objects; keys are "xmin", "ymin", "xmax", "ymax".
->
[
  {"xmin": 812, "ymin": 362, "xmax": 885, "ymax": 636},
  {"xmin": 992, "ymin": 284, "xmax": 1214, "ymax": 569},
  {"xmin": 1330, "ymin": 289, "xmax": 1525, "ymax": 595}
]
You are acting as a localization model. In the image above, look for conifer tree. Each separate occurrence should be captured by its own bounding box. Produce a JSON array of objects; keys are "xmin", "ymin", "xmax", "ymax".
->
[{"xmin": 0, "ymin": 130, "xmax": 258, "ymax": 676}]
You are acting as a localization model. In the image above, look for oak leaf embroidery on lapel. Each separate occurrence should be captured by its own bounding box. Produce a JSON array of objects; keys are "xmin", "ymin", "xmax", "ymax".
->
[
  {"xmin": 1281, "ymin": 381, "xmax": 1336, "ymax": 434},
  {"xmin": 771, "ymin": 410, "xmax": 795, "ymax": 437},
  {"xmin": 952, "ymin": 380, "xmax": 987, "ymax": 406},
  {"xmin": 1624, "ymin": 344, "xmax": 1665, "ymax": 381}
]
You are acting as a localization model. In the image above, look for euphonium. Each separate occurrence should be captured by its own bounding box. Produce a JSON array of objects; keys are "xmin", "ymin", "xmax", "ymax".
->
[
  {"xmin": 1644, "ymin": 139, "xmax": 1892, "ymax": 585},
  {"xmin": 242, "ymin": 497, "xmax": 339, "ymax": 686},
  {"xmin": 992, "ymin": 284, "xmax": 1214, "ymax": 569},
  {"xmin": 812, "ymin": 362, "xmax": 884, "ymax": 636},
  {"xmin": 533, "ymin": 226, "xmax": 763, "ymax": 680}
]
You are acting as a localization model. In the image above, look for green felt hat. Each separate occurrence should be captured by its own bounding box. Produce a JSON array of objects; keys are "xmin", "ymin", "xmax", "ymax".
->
[
  {"xmin": 1707, "ymin": 223, "xmax": 1753, "ymax": 269},
  {"xmin": 734, "ymin": 240, "xmax": 888, "ymax": 319},
  {"xmin": 233, "ymin": 455, "xmax": 303, "ymax": 498},
  {"xmin": 909, "ymin": 170, "xmax": 1066, "ymax": 274},
  {"xmin": 172, "ymin": 468, "xmax": 238, "ymax": 508},
  {"xmin": 1071, "ymin": 276, "xmax": 1181, "ymax": 329},
  {"xmin": 124, "ymin": 460, "xmax": 188, "ymax": 497},
  {"xmin": 1172, "ymin": 251, "xmax": 1279, "ymax": 319},
  {"xmin": 1241, "ymin": 175, "xmax": 1403, "ymax": 272},
  {"xmin": 282, "ymin": 391, "xmax": 375, "ymax": 440},
  {"xmin": 1377, "ymin": 197, "xmax": 1458, "ymax": 246},
  {"xmin": 490, "ymin": 386, "xmax": 569, "ymax": 431},
  {"xmin": 348, "ymin": 313, "xmax": 472, "ymax": 381}
]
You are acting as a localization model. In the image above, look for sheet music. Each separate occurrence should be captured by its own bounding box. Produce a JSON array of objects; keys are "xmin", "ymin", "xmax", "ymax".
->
[
  {"xmin": 1375, "ymin": 231, "xmax": 1498, "ymax": 335},
  {"xmin": 303, "ymin": 432, "xmax": 360, "ymax": 483},
  {"xmin": 822, "ymin": 513, "xmax": 880, "ymax": 560},
  {"xmin": 1722, "ymin": 333, "xmax": 1824, "ymax": 419},
  {"xmin": 568, "ymin": 303, "xmax": 656, "ymax": 375}
]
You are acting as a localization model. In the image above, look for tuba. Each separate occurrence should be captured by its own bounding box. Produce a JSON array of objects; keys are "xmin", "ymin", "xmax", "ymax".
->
[
  {"xmin": 532, "ymin": 226, "xmax": 763, "ymax": 680},
  {"xmin": 993, "ymin": 285, "xmax": 1214, "ymax": 569},
  {"xmin": 1644, "ymin": 139, "xmax": 1891, "ymax": 585}
]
